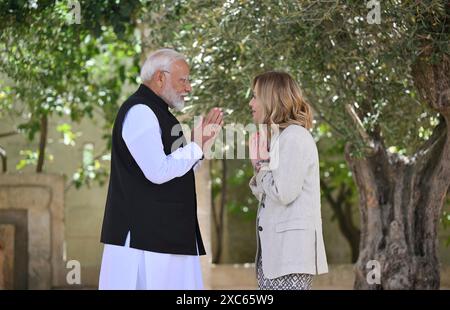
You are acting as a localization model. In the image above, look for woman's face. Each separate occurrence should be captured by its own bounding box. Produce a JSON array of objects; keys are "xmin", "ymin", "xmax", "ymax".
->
[{"xmin": 249, "ymin": 86, "xmax": 264, "ymax": 124}]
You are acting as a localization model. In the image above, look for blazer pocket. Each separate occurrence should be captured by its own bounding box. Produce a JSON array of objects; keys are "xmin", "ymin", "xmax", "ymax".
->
[{"xmin": 275, "ymin": 218, "xmax": 315, "ymax": 232}]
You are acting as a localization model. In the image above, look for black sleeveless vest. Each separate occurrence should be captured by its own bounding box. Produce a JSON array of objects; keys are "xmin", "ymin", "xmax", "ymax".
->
[{"xmin": 100, "ymin": 84, "xmax": 206, "ymax": 255}]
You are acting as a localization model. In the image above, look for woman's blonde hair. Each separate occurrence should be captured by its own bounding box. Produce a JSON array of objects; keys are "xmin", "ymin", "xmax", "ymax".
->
[{"xmin": 252, "ymin": 71, "xmax": 313, "ymax": 130}]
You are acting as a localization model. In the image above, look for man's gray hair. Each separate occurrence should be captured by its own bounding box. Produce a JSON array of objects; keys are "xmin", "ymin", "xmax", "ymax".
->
[{"xmin": 140, "ymin": 48, "xmax": 187, "ymax": 82}]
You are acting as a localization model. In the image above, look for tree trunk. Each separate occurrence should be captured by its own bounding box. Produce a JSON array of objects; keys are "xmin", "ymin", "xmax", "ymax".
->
[
  {"xmin": 0, "ymin": 145, "xmax": 6, "ymax": 173},
  {"xmin": 321, "ymin": 181, "xmax": 360, "ymax": 262},
  {"xmin": 348, "ymin": 54, "xmax": 450, "ymax": 289},
  {"xmin": 36, "ymin": 115, "xmax": 48, "ymax": 173},
  {"xmin": 211, "ymin": 159, "xmax": 227, "ymax": 263},
  {"xmin": 346, "ymin": 122, "xmax": 449, "ymax": 288}
]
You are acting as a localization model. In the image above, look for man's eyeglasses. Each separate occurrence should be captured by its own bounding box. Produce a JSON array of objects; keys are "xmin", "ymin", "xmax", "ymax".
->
[{"xmin": 161, "ymin": 70, "xmax": 191, "ymax": 86}]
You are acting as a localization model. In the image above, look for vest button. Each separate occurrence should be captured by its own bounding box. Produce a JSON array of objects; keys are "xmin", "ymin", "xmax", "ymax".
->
[{"xmin": 258, "ymin": 226, "xmax": 263, "ymax": 232}]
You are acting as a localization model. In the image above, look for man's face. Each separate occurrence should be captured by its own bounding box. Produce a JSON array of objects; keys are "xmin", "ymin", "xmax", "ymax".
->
[{"xmin": 161, "ymin": 60, "xmax": 192, "ymax": 111}]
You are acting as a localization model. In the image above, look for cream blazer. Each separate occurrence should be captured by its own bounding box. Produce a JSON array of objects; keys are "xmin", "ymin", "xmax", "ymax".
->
[{"xmin": 249, "ymin": 124, "xmax": 328, "ymax": 279}]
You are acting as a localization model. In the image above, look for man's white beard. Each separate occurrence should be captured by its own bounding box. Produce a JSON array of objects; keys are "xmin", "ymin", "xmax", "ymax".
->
[{"xmin": 161, "ymin": 83, "xmax": 186, "ymax": 112}]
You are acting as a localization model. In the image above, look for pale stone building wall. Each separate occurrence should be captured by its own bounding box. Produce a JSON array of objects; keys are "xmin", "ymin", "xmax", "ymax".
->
[
  {"xmin": 0, "ymin": 114, "xmax": 108, "ymax": 288},
  {"xmin": 0, "ymin": 174, "xmax": 65, "ymax": 289}
]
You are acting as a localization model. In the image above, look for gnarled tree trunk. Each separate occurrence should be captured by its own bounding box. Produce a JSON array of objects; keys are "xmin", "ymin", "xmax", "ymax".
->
[{"xmin": 348, "ymin": 55, "xmax": 450, "ymax": 289}]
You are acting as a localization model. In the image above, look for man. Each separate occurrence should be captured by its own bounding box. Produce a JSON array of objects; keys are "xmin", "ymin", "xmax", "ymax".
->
[{"xmin": 99, "ymin": 48, "xmax": 223, "ymax": 290}]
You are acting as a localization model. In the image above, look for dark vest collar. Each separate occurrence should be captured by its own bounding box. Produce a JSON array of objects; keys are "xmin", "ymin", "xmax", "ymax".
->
[{"xmin": 135, "ymin": 84, "xmax": 169, "ymax": 112}]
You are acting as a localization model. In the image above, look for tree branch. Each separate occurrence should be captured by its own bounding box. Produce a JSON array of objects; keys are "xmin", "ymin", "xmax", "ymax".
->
[
  {"xmin": 0, "ymin": 131, "xmax": 18, "ymax": 139},
  {"xmin": 414, "ymin": 115, "xmax": 446, "ymax": 159},
  {"xmin": 412, "ymin": 54, "xmax": 450, "ymax": 115},
  {"xmin": 345, "ymin": 103, "xmax": 375, "ymax": 150}
]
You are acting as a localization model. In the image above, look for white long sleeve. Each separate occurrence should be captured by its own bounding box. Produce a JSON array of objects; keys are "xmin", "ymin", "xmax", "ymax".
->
[{"xmin": 122, "ymin": 104, "xmax": 203, "ymax": 184}]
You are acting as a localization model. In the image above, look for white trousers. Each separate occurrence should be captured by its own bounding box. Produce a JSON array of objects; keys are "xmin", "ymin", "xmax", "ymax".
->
[{"xmin": 98, "ymin": 232, "xmax": 203, "ymax": 290}]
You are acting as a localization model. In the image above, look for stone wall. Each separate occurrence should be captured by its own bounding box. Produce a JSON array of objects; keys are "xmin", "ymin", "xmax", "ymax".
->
[
  {"xmin": 0, "ymin": 174, "xmax": 65, "ymax": 289},
  {"xmin": 0, "ymin": 225, "xmax": 14, "ymax": 289},
  {"xmin": 0, "ymin": 113, "xmax": 109, "ymax": 288}
]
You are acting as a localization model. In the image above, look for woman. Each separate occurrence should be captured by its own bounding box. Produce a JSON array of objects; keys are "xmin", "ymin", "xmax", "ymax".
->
[{"xmin": 249, "ymin": 71, "xmax": 328, "ymax": 290}]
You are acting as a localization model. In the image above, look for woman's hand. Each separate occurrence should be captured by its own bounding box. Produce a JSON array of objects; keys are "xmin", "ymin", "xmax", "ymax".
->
[{"xmin": 249, "ymin": 130, "xmax": 270, "ymax": 172}]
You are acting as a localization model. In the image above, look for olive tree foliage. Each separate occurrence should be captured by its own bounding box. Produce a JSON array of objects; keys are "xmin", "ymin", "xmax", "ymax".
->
[{"xmin": 0, "ymin": 0, "xmax": 144, "ymax": 187}]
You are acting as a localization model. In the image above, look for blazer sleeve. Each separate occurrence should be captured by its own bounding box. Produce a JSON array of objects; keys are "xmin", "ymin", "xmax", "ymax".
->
[{"xmin": 251, "ymin": 127, "xmax": 313, "ymax": 206}]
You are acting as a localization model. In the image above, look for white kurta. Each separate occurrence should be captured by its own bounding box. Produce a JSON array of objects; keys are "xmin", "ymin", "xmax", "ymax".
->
[{"xmin": 99, "ymin": 104, "xmax": 204, "ymax": 290}]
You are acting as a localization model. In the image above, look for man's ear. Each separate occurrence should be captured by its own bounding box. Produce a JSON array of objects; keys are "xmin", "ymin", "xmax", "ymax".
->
[{"xmin": 156, "ymin": 71, "xmax": 165, "ymax": 88}]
